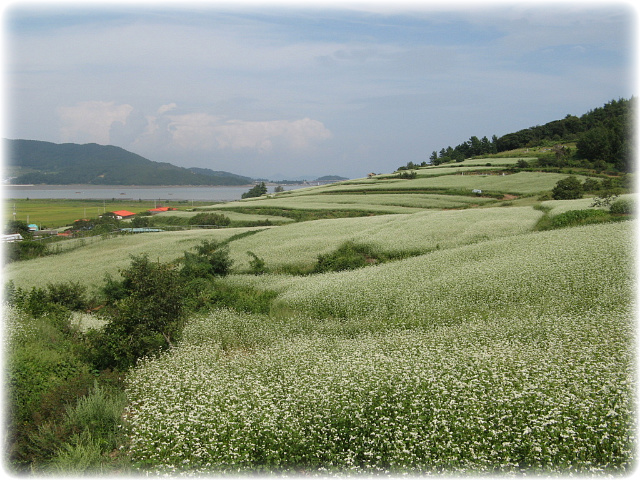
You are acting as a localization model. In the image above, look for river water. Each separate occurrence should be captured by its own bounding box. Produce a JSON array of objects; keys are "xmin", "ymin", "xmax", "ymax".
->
[{"xmin": 2, "ymin": 184, "xmax": 307, "ymax": 202}]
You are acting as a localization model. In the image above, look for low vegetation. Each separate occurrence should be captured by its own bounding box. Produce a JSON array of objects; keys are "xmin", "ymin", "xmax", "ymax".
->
[{"xmin": 3, "ymin": 99, "xmax": 636, "ymax": 474}]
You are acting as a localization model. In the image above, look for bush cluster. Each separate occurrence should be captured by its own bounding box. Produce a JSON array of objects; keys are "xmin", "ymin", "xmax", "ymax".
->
[
  {"xmin": 188, "ymin": 212, "xmax": 231, "ymax": 227},
  {"xmin": 314, "ymin": 241, "xmax": 385, "ymax": 273}
]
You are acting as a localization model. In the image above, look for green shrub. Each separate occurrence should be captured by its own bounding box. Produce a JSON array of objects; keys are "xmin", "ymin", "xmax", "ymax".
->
[
  {"xmin": 552, "ymin": 176, "xmax": 583, "ymax": 200},
  {"xmin": 188, "ymin": 212, "xmax": 231, "ymax": 227},
  {"xmin": 90, "ymin": 254, "xmax": 186, "ymax": 370},
  {"xmin": 48, "ymin": 430, "xmax": 107, "ymax": 474},
  {"xmin": 38, "ymin": 382, "xmax": 127, "ymax": 474},
  {"xmin": 242, "ymin": 182, "xmax": 268, "ymax": 199},
  {"xmin": 207, "ymin": 281, "xmax": 279, "ymax": 315},
  {"xmin": 65, "ymin": 382, "xmax": 126, "ymax": 448},
  {"xmin": 549, "ymin": 209, "xmax": 609, "ymax": 229},
  {"xmin": 609, "ymin": 198, "xmax": 634, "ymax": 215},
  {"xmin": 247, "ymin": 251, "xmax": 267, "ymax": 275},
  {"xmin": 181, "ymin": 240, "xmax": 233, "ymax": 278},
  {"xmin": 46, "ymin": 281, "xmax": 89, "ymax": 311},
  {"xmin": 4, "ymin": 239, "xmax": 49, "ymax": 263},
  {"xmin": 314, "ymin": 241, "xmax": 384, "ymax": 273}
]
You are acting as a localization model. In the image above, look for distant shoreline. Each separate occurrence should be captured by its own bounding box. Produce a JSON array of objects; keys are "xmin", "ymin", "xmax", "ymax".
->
[
  {"xmin": 2, "ymin": 183, "xmax": 308, "ymax": 201},
  {"xmin": 4, "ymin": 183, "xmax": 256, "ymax": 188}
]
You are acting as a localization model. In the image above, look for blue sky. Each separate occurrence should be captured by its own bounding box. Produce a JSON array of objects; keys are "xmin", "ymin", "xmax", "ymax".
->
[{"xmin": 3, "ymin": 0, "xmax": 637, "ymax": 180}]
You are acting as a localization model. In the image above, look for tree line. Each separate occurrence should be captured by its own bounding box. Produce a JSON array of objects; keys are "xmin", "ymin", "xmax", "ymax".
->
[{"xmin": 421, "ymin": 98, "xmax": 635, "ymax": 172}]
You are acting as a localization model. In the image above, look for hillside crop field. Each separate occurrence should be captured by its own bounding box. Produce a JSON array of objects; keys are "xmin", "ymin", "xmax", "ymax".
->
[{"xmin": 3, "ymin": 158, "xmax": 636, "ymax": 475}]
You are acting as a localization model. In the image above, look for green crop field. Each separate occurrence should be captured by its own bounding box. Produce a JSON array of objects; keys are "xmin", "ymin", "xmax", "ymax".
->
[
  {"xmin": 218, "ymin": 192, "xmax": 496, "ymax": 213},
  {"xmin": 321, "ymin": 172, "xmax": 587, "ymax": 195},
  {"xmin": 3, "ymin": 158, "xmax": 635, "ymax": 475},
  {"xmin": 3, "ymin": 199, "xmax": 213, "ymax": 229},
  {"xmin": 156, "ymin": 209, "xmax": 294, "ymax": 224}
]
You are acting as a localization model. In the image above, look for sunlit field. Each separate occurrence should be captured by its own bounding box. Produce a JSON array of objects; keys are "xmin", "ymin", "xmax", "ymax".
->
[
  {"xmin": 4, "ymin": 159, "xmax": 635, "ymax": 475},
  {"xmin": 217, "ymin": 195, "xmax": 425, "ymax": 213},
  {"xmin": 272, "ymin": 221, "xmax": 633, "ymax": 324},
  {"xmin": 541, "ymin": 193, "xmax": 637, "ymax": 215},
  {"xmin": 225, "ymin": 206, "xmax": 543, "ymax": 271},
  {"xmin": 155, "ymin": 209, "xmax": 294, "ymax": 224},
  {"xmin": 124, "ymin": 220, "xmax": 635, "ymax": 475},
  {"xmin": 4, "ymin": 227, "xmax": 265, "ymax": 292},
  {"xmin": 318, "ymin": 172, "xmax": 587, "ymax": 195}
]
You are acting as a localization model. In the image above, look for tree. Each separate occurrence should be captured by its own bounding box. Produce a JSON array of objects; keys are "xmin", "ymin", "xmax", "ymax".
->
[
  {"xmin": 242, "ymin": 182, "xmax": 268, "ymax": 199},
  {"xmin": 552, "ymin": 176, "xmax": 584, "ymax": 200},
  {"xmin": 92, "ymin": 254, "xmax": 186, "ymax": 370},
  {"xmin": 576, "ymin": 126, "xmax": 611, "ymax": 162},
  {"xmin": 181, "ymin": 240, "xmax": 233, "ymax": 278},
  {"xmin": 4, "ymin": 220, "xmax": 31, "ymax": 237},
  {"xmin": 131, "ymin": 215, "xmax": 151, "ymax": 228}
]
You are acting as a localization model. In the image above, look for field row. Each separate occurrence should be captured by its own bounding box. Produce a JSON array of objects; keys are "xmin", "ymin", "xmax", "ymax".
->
[
  {"xmin": 8, "ymin": 194, "xmax": 625, "ymax": 292},
  {"xmin": 5, "ymin": 206, "xmax": 547, "ymax": 290},
  {"xmin": 124, "ymin": 220, "xmax": 635, "ymax": 474}
]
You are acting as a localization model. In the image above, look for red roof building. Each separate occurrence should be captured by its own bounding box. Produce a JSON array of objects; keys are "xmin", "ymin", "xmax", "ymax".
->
[
  {"xmin": 111, "ymin": 210, "xmax": 137, "ymax": 219},
  {"xmin": 148, "ymin": 207, "xmax": 176, "ymax": 214}
]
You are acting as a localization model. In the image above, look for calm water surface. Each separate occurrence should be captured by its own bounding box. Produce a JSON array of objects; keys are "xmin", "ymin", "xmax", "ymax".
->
[{"xmin": 2, "ymin": 184, "xmax": 306, "ymax": 202}]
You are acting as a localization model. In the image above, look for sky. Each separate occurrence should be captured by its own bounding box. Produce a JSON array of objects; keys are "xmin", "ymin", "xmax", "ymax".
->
[{"xmin": 2, "ymin": 0, "xmax": 638, "ymax": 180}]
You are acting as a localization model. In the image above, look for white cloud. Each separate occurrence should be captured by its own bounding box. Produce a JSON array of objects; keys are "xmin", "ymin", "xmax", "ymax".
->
[
  {"xmin": 58, "ymin": 101, "xmax": 133, "ymax": 144},
  {"xmin": 209, "ymin": 117, "xmax": 333, "ymax": 152},
  {"xmin": 145, "ymin": 109, "xmax": 332, "ymax": 153},
  {"xmin": 157, "ymin": 103, "xmax": 178, "ymax": 115},
  {"xmin": 57, "ymin": 101, "xmax": 332, "ymax": 155}
]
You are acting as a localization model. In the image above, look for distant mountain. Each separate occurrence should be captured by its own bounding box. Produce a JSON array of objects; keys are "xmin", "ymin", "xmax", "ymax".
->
[
  {"xmin": 4, "ymin": 139, "xmax": 253, "ymax": 186},
  {"xmin": 315, "ymin": 175, "xmax": 348, "ymax": 182},
  {"xmin": 188, "ymin": 167, "xmax": 253, "ymax": 184}
]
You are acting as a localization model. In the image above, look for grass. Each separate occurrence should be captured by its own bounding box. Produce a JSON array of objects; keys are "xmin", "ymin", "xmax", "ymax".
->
[{"xmin": 4, "ymin": 199, "xmax": 214, "ymax": 229}]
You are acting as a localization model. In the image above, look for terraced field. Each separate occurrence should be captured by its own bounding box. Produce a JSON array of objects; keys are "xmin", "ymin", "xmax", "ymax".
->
[
  {"xmin": 125, "ymin": 221, "xmax": 635, "ymax": 475},
  {"xmin": 4, "ymin": 157, "xmax": 635, "ymax": 475}
]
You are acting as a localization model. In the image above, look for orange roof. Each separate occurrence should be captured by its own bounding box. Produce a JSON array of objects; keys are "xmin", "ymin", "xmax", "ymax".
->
[
  {"xmin": 148, "ymin": 207, "xmax": 171, "ymax": 212},
  {"xmin": 112, "ymin": 210, "xmax": 136, "ymax": 217}
]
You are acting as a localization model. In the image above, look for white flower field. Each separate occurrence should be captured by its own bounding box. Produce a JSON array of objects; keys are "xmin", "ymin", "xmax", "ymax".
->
[
  {"xmin": 4, "ymin": 162, "xmax": 636, "ymax": 475},
  {"xmin": 124, "ymin": 219, "xmax": 635, "ymax": 475}
]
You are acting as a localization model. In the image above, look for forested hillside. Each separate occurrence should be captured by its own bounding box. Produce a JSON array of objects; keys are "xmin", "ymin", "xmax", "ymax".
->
[
  {"xmin": 425, "ymin": 98, "xmax": 635, "ymax": 172},
  {"xmin": 4, "ymin": 139, "xmax": 252, "ymax": 185}
]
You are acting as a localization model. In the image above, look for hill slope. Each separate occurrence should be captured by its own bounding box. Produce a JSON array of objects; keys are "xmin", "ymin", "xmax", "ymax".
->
[{"xmin": 4, "ymin": 139, "xmax": 253, "ymax": 185}]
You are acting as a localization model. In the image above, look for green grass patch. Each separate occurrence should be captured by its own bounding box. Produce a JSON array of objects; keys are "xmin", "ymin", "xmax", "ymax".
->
[{"xmin": 4, "ymin": 199, "xmax": 213, "ymax": 229}]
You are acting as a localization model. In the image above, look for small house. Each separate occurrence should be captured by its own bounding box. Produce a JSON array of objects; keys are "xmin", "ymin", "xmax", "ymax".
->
[{"xmin": 110, "ymin": 210, "xmax": 136, "ymax": 219}]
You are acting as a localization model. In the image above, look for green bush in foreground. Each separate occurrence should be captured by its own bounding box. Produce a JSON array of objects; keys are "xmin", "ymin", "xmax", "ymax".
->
[{"xmin": 90, "ymin": 254, "xmax": 186, "ymax": 370}]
